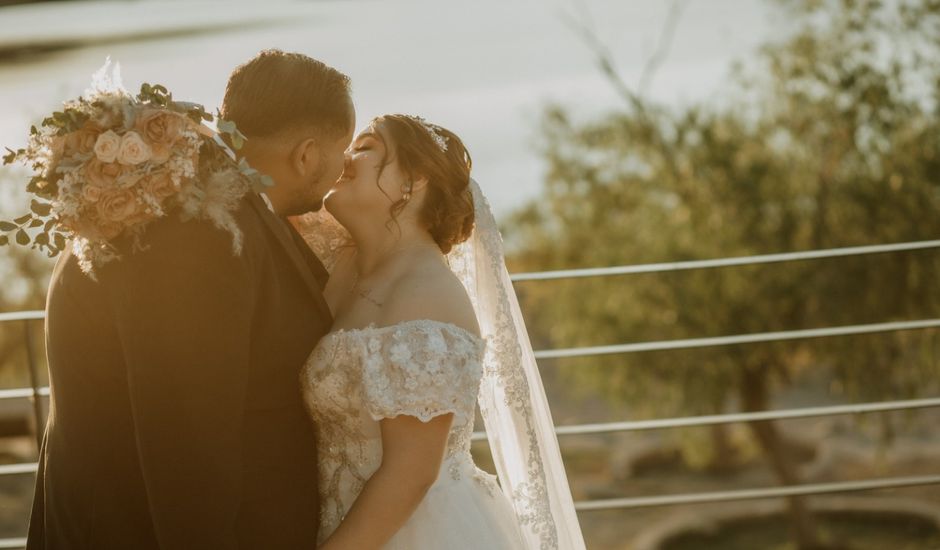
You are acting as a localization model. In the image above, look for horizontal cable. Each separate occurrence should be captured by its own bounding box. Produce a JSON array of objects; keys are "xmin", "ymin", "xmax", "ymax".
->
[
  {"xmin": 0, "ymin": 538, "xmax": 25, "ymax": 549},
  {"xmin": 0, "ymin": 387, "xmax": 49, "ymax": 400},
  {"xmin": 0, "ymin": 311, "xmax": 43, "ymax": 323},
  {"xmin": 574, "ymin": 474, "xmax": 940, "ymax": 510},
  {"xmin": 510, "ymin": 239, "xmax": 940, "ymax": 282},
  {"xmin": 535, "ymin": 318, "xmax": 940, "ymax": 359},
  {"xmin": 471, "ymin": 396, "xmax": 940, "ymax": 441},
  {"xmin": 0, "ymin": 241, "xmax": 935, "ymax": 324},
  {"xmin": 0, "ymin": 463, "xmax": 37, "ymax": 476}
]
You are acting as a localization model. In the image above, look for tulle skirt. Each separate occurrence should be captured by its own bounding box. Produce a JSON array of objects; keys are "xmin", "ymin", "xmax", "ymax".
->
[{"xmin": 383, "ymin": 456, "xmax": 527, "ymax": 550}]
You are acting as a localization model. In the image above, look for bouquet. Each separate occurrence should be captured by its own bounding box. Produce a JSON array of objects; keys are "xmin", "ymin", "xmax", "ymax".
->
[{"xmin": 0, "ymin": 61, "xmax": 269, "ymax": 275}]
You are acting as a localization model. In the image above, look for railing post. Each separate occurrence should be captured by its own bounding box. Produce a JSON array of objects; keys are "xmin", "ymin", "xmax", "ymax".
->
[{"xmin": 22, "ymin": 319, "xmax": 44, "ymax": 452}]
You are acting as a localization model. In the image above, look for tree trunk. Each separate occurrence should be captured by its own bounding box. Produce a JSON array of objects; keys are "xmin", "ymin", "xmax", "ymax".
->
[
  {"xmin": 706, "ymin": 423, "xmax": 739, "ymax": 474},
  {"xmin": 740, "ymin": 364, "xmax": 828, "ymax": 550}
]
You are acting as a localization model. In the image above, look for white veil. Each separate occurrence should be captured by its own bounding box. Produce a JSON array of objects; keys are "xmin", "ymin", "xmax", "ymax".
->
[{"xmin": 447, "ymin": 180, "xmax": 586, "ymax": 550}]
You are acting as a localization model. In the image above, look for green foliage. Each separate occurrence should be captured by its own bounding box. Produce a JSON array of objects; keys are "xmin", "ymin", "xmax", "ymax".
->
[
  {"xmin": 217, "ymin": 117, "xmax": 248, "ymax": 151},
  {"xmin": 0, "ymin": 80, "xmax": 266, "ymax": 265},
  {"xmin": 509, "ymin": 0, "xmax": 940, "ymax": 428}
]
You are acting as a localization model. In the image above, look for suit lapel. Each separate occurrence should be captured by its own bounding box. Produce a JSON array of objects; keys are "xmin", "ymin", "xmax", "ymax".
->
[{"xmin": 247, "ymin": 194, "xmax": 333, "ymax": 324}]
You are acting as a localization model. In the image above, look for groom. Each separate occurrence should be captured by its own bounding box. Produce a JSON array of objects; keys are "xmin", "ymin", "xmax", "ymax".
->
[{"xmin": 27, "ymin": 50, "xmax": 354, "ymax": 550}]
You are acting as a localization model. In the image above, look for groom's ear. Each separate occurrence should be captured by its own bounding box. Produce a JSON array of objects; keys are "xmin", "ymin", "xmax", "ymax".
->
[{"xmin": 290, "ymin": 137, "xmax": 320, "ymax": 176}]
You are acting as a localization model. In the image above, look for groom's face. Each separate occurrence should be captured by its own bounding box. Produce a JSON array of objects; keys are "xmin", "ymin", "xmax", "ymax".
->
[
  {"xmin": 303, "ymin": 123, "xmax": 355, "ymax": 212},
  {"xmin": 278, "ymin": 108, "xmax": 355, "ymax": 215}
]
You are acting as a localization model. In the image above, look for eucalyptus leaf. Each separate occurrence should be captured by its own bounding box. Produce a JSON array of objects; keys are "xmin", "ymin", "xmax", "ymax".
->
[
  {"xmin": 0, "ymin": 222, "xmax": 15, "ymax": 231},
  {"xmin": 0, "ymin": 235, "xmax": 7, "ymax": 246},
  {"xmin": 15, "ymin": 229, "xmax": 29, "ymax": 246},
  {"xmin": 13, "ymin": 214, "xmax": 31, "ymax": 225},
  {"xmin": 31, "ymin": 200, "xmax": 52, "ymax": 216}
]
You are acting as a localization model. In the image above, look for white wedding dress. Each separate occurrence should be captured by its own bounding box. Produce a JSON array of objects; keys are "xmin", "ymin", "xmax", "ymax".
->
[
  {"xmin": 295, "ymin": 180, "xmax": 586, "ymax": 550},
  {"xmin": 301, "ymin": 319, "xmax": 527, "ymax": 548}
]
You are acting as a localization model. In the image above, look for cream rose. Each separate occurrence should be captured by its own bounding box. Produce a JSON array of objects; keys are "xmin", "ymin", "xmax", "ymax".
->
[
  {"xmin": 84, "ymin": 158, "xmax": 124, "ymax": 188},
  {"xmin": 117, "ymin": 131, "xmax": 152, "ymax": 165},
  {"xmin": 97, "ymin": 188, "xmax": 140, "ymax": 223},
  {"xmin": 93, "ymin": 130, "xmax": 121, "ymax": 163},
  {"xmin": 140, "ymin": 170, "xmax": 177, "ymax": 201}
]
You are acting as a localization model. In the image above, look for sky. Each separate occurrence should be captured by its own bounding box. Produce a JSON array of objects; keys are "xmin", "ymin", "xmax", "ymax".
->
[{"xmin": 0, "ymin": 0, "xmax": 778, "ymax": 216}]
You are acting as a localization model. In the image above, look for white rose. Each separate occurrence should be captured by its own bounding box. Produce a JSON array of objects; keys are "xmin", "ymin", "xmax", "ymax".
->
[
  {"xmin": 93, "ymin": 130, "xmax": 121, "ymax": 163},
  {"xmin": 117, "ymin": 131, "xmax": 152, "ymax": 165}
]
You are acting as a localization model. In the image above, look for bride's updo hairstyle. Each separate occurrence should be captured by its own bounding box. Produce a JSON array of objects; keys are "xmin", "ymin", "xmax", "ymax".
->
[{"xmin": 373, "ymin": 114, "xmax": 474, "ymax": 254}]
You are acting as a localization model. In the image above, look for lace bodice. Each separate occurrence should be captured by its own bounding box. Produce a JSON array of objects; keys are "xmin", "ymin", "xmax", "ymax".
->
[{"xmin": 301, "ymin": 319, "xmax": 501, "ymax": 542}]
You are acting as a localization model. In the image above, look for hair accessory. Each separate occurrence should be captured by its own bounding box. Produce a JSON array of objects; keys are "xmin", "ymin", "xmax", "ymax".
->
[{"xmin": 407, "ymin": 115, "xmax": 449, "ymax": 152}]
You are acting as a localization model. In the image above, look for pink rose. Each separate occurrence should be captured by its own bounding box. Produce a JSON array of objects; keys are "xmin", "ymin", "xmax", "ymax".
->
[
  {"xmin": 82, "ymin": 184, "xmax": 104, "ymax": 203},
  {"xmin": 97, "ymin": 188, "xmax": 140, "ymax": 223},
  {"xmin": 140, "ymin": 170, "xmax": 177, "ymax": 201},
  {"xmin": 136, "ymin": 109, "xmax": 184, "ymax": 163},
  {"xmin": 65, "ymin": 124, "xmax": 101, "ymax": 156},
  {"xmin": 93, "ymin": 130, "xmax": 121, "ymax": 163},
  {"xmin": 84, "ymin": 158, "xmax": 125, "ymax": 188},
  {"xmin": 50, "ymin": 136, "xmax": 65, "ymax": 164},
  {"xmin": 117, "ymin": 131, "xmax": 152, "ymax": 165}
]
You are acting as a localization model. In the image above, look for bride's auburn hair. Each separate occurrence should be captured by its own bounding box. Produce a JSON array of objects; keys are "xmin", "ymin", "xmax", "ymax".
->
[{"xmin": 373, "ymin": 115, "xmax": 475, "ymax": 254}]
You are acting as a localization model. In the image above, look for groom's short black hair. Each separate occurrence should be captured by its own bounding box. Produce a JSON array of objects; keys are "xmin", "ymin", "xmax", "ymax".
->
[{"xmin": 221, "ymin": 49, "xmax": 352, "ymax": 140}]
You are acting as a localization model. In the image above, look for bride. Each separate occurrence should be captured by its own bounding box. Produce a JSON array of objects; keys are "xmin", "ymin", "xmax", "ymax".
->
[{"xmin": 294, "ymin": 114, "xmax": 586, "ymax": 549}]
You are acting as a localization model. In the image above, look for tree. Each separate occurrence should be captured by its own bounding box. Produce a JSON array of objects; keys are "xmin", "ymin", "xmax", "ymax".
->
[
  {"xmin": 0, "ymin": 166, "xmax": 53, "ymax": 390},
  {"xmin": 507, "ymin": 0, "xmax": 940, "ymax": 547}
]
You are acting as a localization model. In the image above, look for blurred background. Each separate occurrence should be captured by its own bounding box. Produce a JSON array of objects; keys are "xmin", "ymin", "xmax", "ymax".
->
[{"xmin": 1, "ymin": 0, "xmax": 939, "ymax": 548}]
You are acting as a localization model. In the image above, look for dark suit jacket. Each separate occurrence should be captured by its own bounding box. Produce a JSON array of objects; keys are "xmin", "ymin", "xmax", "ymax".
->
[{"xmin": 27, "ymin": 194, "xmax": 332, "ymax": 550}]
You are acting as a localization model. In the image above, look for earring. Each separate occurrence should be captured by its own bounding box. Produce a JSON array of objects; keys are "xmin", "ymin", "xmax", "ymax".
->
[{"xmin": 402, "ymin": 182, "xmax": 413, "ymax": 202}]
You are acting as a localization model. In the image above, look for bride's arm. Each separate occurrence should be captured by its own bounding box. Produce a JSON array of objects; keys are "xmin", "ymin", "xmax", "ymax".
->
[{"xmin": 317, "ymin": 414, "xmax": 453, "ymax": 550}]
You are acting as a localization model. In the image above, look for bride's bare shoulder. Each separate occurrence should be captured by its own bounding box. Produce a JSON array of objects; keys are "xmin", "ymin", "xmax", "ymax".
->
[{"xmin": 381, "ymin": 257, "xmax": 479, "ymax": 338}]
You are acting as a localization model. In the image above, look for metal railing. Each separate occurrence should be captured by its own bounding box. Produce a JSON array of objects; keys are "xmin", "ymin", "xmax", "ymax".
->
[{"xmin": 0, "ymin": 238, "xmax": 938, "ymax": 547}]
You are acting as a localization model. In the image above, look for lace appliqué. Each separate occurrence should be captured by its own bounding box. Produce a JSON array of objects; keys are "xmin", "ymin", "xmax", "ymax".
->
[
  {"xmin": 359, "ymin": 321, "xmax": 484, "ymax": 427},
  {"xmin": 448, "ymin": 187, "xmax": 563, "ymax": 549}
]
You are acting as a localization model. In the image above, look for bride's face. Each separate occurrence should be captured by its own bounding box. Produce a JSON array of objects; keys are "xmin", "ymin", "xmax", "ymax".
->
[{"xmin": 324, "ymin": 124, "xmax": 410, "ymax": 226}]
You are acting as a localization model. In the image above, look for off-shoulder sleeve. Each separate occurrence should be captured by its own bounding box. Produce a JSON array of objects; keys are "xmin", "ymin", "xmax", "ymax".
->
[
  {"xmin": 360, "ymin": 321, "xmax": 485, "ymax": 426},
  {"xmin": 291, "ymin": 208, "xmax": 354, "ymax": 273}
]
